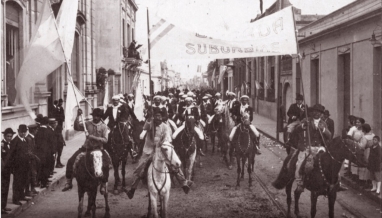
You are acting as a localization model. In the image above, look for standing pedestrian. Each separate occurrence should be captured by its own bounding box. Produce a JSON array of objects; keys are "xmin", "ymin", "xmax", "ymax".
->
[
  {"xmin": 4, "ymin": 125, "xmax": 31, "ymax": 205},
  {"xmin": 35, "ymin": 117, "xmax": 52, "ymax": 188},
  {"xmin": 24, "ymin": 124, "xmax": 40, "ymax": 196},
  {"xmin": 367, "ymin": 136, "xmax": 381, "ymax": 194},
  {"xmin": 48, "ymin": 118, "xmax": 58, "ymax": 175},
  {"xmin": 1, "ymin": 128, "xmax": 16, "ymax": 214}
]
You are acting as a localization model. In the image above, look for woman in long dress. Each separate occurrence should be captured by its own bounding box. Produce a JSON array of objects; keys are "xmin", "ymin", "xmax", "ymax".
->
[{"xmin": 347, "ymin": 117, "xmax": 365, "ymax": 180}]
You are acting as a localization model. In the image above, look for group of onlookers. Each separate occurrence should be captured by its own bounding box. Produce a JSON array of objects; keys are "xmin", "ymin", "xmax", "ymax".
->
[
  {"xmin": 343, "ymin": 115, "xmax": 381, "ymax": 195},
  {"xmin": 1, "ymin": 99, "xmax": 66, "ymax": 214}
]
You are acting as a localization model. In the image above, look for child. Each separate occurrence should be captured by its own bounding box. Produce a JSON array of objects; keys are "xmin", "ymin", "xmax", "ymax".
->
[{"xmin": 367, "ymin": 136, "xmax": 381, "ymax": 194}]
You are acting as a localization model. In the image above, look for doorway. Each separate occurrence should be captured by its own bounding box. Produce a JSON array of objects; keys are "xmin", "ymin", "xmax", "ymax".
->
[{"xmin": 338, "ymin": 53, "xmax": 351, "ymax": 129}]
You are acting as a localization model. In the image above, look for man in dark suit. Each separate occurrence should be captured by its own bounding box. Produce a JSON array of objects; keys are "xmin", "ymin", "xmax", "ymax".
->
[
  {"xmin": 47, "ymin": 118, "xmax": 58, "ymax": 176},
  {"xmin": 103, "ymin": 95, "xmax": 128, "ymax": 130},
  {"xmin": 35, "ymin": 117, "xmax": 54, "ymax": 188},
  {"xmin": 285, "ymin": 94, "xmax": 307, "ymax": 142},
  {"xmin": 55, "ymin": 99, "xmax": 65, "ymax": 130},
  {"xmin": 4, "ymin": 125, "xmax": 31, "ymax": 205},
  {"xmin": 322, "ymin": 110, "xmax": 334, "ymax": 139},
  {"xmin": 24, "ymin": 124, "xmax": 40, "ymax": 197},
  {"xmin": 1, "ymin": 128, "xmax": 16, "ymax": 214}
]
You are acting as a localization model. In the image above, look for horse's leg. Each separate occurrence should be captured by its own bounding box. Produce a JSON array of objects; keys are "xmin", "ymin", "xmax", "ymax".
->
[
  {"xmin": 189, "ymin": 151, "xmax": 196, "ymax": 181},
  {"xmin": 78, "ymin": 187, "xmax": 85, "ymax": 218},
  {"xmin": 84, "ymin": 191, "xmax": 92, "ymax": 217},
  {"xmin": 122, "ymin": 159, "xmax": 127, "ymax": 188},
  {"xmin": 113, "ymin": 159, "xmax": 120, "ymax": 194},
  {"xmin": 294, "ymin": 187, "xmax": 303, "ymax": 218},
  {"xmin": 91, "ymin": 189, "xmax": 97, "ymax": 218},
  {"xmin": 241, "ymin": 156, "xmax": 246, "ymax": 180},
  {"xmin": 328, "ymin": 191, "xmax": 337, "ymax": 218},
  {"xmin": 162, "ymin": 192, "xmax": 169, "ymax": 218},
  {"xmin": 236, "ymin": 156, "xmax": 241, "ymax": 188},
  {"xmin": 310, "ymin": 191, "xmax": 318, "ymax": 218},
  {"xmin": 211, "ymin": 133, "xmax": 215, "ymax": 153},
  {"xmin": 103, "ymin": 185, "xmax": 110, "ymax": 218},
  {"xmin": 150, "ymin": 193, "xmax": 159, "ymax": 218},
  {"xmin": 147, "ymin": 191, "xmax": 152, "ymax": 218},
  {"xmin": 285, "ymin": 181, "xmax": 293, "ymax": 218},
  {"xmin": 248, "ymin": 154, "xmax": 253, "ymax": 188}
]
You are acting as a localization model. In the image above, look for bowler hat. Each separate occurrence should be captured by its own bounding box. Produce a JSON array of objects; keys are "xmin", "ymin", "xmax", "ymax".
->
[
  {"xmin": 91, "ymin": 108, "xmax": 103, "ymax": 117},
  {"xmin": 35, "ymin": 114, "xmax": 44, "ymax": 123},
  {"xmin": 48, "ymin": 118, "xmax": 57, "ymax": 124},
  {"xmin": 324, "ymin": 110, "xmax": 330, "ymax": 116},
  {"xmin": 40, "ymin": 117, "xmax": 49, "ymax": 125},
  {"xmin": 18, "ymin": 124, "xmax": 28, "ymax": 132},
  {"xmin": 58, "ymin": 98, "xmax": 63, "ymax": 103},
  {"xmin": 310, "ymin": 104, "xmax": 325, "ymax": 113},
  {"xmin": 296, "ymin": 94, "xmax": 304, "ymax": 101},
  {"xmin": 2, "ymin": 128, "xmax": 16, "ymax": 135},
  {"xmin": 28, "ymin": 124, "xmax": 39, "ymax": 129}
]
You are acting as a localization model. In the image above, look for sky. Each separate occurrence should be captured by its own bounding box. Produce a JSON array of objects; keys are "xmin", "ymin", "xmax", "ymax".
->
[{"xmin": 134, "ymin": 0, "xmax": 355, "ymax": 79}]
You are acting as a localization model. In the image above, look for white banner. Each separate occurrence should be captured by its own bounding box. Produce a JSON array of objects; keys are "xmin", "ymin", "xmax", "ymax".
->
[{"xmin": 144, "ymin": 6, "xmax": 297, "ymax": 61}]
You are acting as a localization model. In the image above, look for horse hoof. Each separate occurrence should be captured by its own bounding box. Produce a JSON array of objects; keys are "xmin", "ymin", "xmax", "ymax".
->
[
  {"xmin": 228, "ymin": 165, "xmax": 233, "ymax": 170},
  {"xmin": 84, "ymin": 211, "xmax": 91, "ymax": 217}
]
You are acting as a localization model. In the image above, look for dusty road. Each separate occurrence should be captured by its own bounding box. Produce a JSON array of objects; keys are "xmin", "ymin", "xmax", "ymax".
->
[{"xmin": 17, "ymin": 136, "xmax": 381, "ymax": 218}]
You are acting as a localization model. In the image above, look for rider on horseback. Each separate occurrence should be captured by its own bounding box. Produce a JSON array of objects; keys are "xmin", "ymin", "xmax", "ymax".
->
[
  {"xmin": 236, "ymin": 95, "xmax": 261, "ymax": 155},
  {"xmin": 125, "ymin": 109, "xmax": 193, "ymax": 199},
  {"xmin": 293, "ymin": 104, "xmax": 332, "ymax": 193},
  {"xmin": 178, "ymin": 96, "xmax": 205, "ymax": 156},
  {"xmin": 285, "ymin": 94, "xmax": 307, "ymax": 146},
  {"xmin": 62, "ymin": 108, "xmax": 111, "ymax": 194}
]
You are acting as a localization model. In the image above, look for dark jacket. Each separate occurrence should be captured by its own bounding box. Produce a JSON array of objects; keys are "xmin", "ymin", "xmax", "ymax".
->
[
  {"xmin": 180, "ymin": 106, "xmax": 200, "ymax": 122},
  {"xmin": 34, "ymin": 126, "xmax": 54, "ymax": 162},
  {"xmin": 4, "ymin": 136, "xmax": 30, "ymax": 168},
  {"xmin": 47, "ymin": 126, "xmax": 57, "ymax": 154},
  {"xmin": 54, "ymin": 106, "xmax": 65, "ymax": 129},
  {"xmin": 287, "ymin": 103, "xmax": 307, "ymax": 124},
  {"xmin": 368, "ymin": 144, "xmax": 382, "ymax": 172},
  {"xmin": 103, "ymin": 104, "xmax": 127, "ymax": 129},
  {"xmin": 1, "ymin": 139, "xmax": 12, "ymax": 169},
  {"xmin": 178, "ymin": 101, "xmax": 186, "ymax": 115},
  {"xmin": 294, "ymin": 118, "xmax": 332, "ymax": 151},
  {"xmin": 323, "ymin": 117, "xmax": 335, "ymax": 139}
]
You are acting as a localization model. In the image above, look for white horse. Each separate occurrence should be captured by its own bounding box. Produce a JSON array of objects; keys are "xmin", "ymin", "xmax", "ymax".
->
[{"xmin": 147, "ymin": 142, "xmax": 181, "ymax": 218}]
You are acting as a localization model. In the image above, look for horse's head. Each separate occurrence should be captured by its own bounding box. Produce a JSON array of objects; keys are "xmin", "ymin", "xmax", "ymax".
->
[
  {"xmin": 335, "ymin": 138, "xmax": 367, "ymax": 167},
  {"xmin": 91, "ymin": 150, "xmax": 103, "ymax": 177},
  {"xmin": 185, "ymin": 116, "xmax": 196, "ymax": 134},
  {"xmin": 159, "ymin": 142, "xmax": 181, "ymax": 169}
]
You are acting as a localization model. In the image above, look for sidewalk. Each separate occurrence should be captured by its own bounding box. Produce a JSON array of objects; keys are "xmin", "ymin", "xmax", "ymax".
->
[
  {"xmin": 4, "ymin": 133, "xmax": 85, "ymax": 218},
  {"xmin": 252, "ymin": 113, "xmax": 382, "ymax": 204}
]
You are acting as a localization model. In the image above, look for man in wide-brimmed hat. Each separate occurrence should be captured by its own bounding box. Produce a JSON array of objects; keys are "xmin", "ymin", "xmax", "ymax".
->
[
  {"xmin": 293, "ymin": 104, "xmax": 332, "ymax": 193},
  {"xmin": 125, "ymin": 109, "xmax": 193, "ymax": 200},
  {"xmin": 1, "ymin": 128, "xmax": 16, "ymax": 213},
  {"xmin": 62, "ymin": 108, "xmax": 111, "ymax": 195}
]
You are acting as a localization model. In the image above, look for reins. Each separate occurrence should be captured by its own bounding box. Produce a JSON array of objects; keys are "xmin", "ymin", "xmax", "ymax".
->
[{"xmin": 151, "ymin": 144, "xmax": 175, "ymax": 197}]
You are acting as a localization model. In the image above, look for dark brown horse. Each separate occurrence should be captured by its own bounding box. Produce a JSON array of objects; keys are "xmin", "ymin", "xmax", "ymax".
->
[
  {"xmin": 231, "ymin": 123, "xmax": 258, "ymax": 188},
  {"xmin": 107, "ymin": 122, "xmax": 132, "ymax": 194},
  {"xmin": 272, "ymin": 137, "xmax": 367, "ymax": 218},
  {"xmin": 74, "ymin": 150, "xmax": 110, "ymax": 218},
  {"xmin": 173, "ymin": 116, "xmax": 197, "ymax": 181}
]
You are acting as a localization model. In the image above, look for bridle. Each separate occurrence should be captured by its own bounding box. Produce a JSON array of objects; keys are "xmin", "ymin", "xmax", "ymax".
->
[{"xmin": 237, "ymin": 124, "xmax": 252, "ymax": 155}]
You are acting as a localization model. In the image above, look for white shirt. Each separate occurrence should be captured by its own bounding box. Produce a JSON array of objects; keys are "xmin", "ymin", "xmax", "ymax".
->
[
  {"xmin": 229, "ymin": 98, "xmax": 236, "ymax": 108},
  {"xmin": 240, "ymin": 104, "xmax": 249, "ymax": 115},
  {"xmin": 112, "ymin": 103, "xmax": 121, "ymax": 120},
  {"xmin": 17, "ymin": 135, "xmax": 26, "ymax": 142},
  {"xmin": 128, "ymin": 100, "xmax": 134, "ymax": 108},
  {"xmin": 313, "ymin": 118, "xmax": 320, "ymax": 128}
]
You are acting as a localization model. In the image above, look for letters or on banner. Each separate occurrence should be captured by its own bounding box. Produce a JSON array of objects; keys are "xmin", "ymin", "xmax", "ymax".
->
[{"xmin": 144, "ymin": 6, "xmax": 297, "ymax": 61}]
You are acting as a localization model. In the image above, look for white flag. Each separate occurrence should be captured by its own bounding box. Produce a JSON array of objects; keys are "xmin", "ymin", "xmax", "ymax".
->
[
  {"xmin": 56, "ymin": 0, "xmax": 79, "ymax": 60},
  {"xmin": 134, "ymin": 82, "xmax": 145, "ymax": 121},
  {"xmin": 15, "ymin": 0, "xmax": 65, "ymax": 119},
  {"xmin": 142, "ymin": 6, "xmax": 297, "ymax": 61},
  {"xmin": 65, "ymin": 78, "xmax": 86, "ymax": 130}
]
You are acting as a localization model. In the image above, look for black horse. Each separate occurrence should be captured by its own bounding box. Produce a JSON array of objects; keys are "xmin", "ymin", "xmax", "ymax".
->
[
  {"xmin": 107, "ymin": 122, "xmax": 132, "ymax": 194},
  {"xmin": 74, "ymin": 150, "xmax": 110, "ymax": 218},
  {"xmin": 272, "ymin": 137, "xmax": 367, "ymax": 218},
  {"xmin": 231, "ymin": 123, "xmax": 258, "ymax": 188},
  {"xmin": 173, "ymin": 116, "xmax": 198, "ymax": 181}
]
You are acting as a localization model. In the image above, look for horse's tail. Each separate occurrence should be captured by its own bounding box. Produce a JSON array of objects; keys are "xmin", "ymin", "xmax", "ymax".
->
[{"xmin": 272, "ymin": 148, "xmax": 298, "ymax": 190}]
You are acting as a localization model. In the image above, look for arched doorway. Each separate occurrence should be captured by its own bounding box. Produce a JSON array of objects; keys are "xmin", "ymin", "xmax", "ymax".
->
[{"xmin": 283, "ymin": 82, "xmax": 292, "ymax": 121}]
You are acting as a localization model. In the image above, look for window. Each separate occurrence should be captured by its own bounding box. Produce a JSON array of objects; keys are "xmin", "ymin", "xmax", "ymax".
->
[
  {"xmin": 71, "ymin": 33, "xmax": 80, "ymax": 87},
  {"xmin": 127, "ymin": 24, "xmax": 130, "ymax": 45},
  {"xmin": 122, "ymin": 19, "xmax": 125, "ymax": 47},
  {"xmin": 4, "ymin": 1, "xmax": 22, "ymax": 106}
]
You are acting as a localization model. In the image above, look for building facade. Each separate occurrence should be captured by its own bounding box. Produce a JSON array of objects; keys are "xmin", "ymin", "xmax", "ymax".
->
[
  {"xmin": 1, "ymin": 0, "xmax": 98, "ymax": 133},
  {"xmin": 94, "ymin": 0, "xmax": 138, "ymax": 104},
  {"xmin": 296, "ymin": 0, "xmax": 382, "ymax": 137}
]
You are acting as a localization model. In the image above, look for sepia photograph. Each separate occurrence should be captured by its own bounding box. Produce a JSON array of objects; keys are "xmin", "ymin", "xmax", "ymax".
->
[{"xmin": 1, "ymin": 0, "xmax": 381, "ymax": 217}]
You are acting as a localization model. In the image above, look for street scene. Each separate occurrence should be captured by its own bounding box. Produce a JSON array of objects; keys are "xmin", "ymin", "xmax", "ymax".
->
[{"xmin": 1, "ymin": 0, "xmax": 382, "ymax": 218}]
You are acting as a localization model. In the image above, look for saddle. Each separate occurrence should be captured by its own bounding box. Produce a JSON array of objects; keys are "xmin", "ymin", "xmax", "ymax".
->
[{"xmin": 299, "ymin": 146, "xmax": 326, "ymax": 176}]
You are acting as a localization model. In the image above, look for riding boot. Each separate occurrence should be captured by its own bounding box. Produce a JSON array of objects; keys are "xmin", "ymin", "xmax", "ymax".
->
[
  {"xmin": 126, "ymin": 176, "xmax": 140, "ymax": 199},
  {"xmin": 174, "ymin": 169, "xmax": 193, "ymax": 194},
  {"xmin": 255, "ymin": 145, "xmax": 261, "ymax": 155},
  {"xmin": 62, "ymin": 178, "xmax": 73, "ymax": 192}
]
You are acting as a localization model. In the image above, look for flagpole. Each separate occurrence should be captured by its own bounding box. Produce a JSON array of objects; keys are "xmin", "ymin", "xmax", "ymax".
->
[
  {"xmin": 47, "ymin": 2, "xmax": 88, "ymax": 134},
  {"xmin": 147, "ymin": 7, "xmax": 154, "ymax": 127}
]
